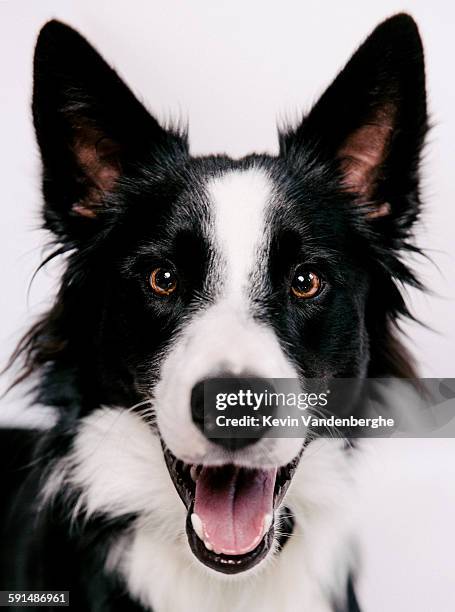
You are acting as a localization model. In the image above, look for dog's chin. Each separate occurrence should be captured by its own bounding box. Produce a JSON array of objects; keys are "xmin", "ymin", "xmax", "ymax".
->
[{"xmin": 162, "ymin": 445, "xmax": 302, "ymax": 575}]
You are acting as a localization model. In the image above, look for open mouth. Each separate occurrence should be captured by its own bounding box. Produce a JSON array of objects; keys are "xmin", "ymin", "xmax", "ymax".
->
[{"xmin": 163, "ymin": 447, "xmax": 301, "ymax": 574}]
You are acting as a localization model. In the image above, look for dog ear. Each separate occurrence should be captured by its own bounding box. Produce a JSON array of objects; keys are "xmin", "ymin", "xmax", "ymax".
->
[
  {"xmin": 33, "ymin": 20, "xmax": 187, "ymax": 240},
  {"xmin": 280, "ymin": 13, "xmax": 427, "ymax": 223}
]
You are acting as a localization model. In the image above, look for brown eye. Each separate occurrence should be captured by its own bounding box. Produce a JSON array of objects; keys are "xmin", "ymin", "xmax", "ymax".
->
[
  {"xmin": 150, "ymin": 267, "xmax": 178, "ymax": 296},
  {"xmin": 290, "ymin": 267, "xmax": 322, "ymax": 299}
]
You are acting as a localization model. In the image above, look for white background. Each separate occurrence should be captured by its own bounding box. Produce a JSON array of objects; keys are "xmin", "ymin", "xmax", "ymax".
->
[{"xmin": 0, "ymin": 1, "xmax": 454, "ymax": 610}]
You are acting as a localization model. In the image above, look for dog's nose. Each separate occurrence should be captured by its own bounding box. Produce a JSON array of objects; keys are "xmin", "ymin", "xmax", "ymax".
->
[{"xmin": 190, "ymin": 376, "xmax": 277, "ymax": 451}]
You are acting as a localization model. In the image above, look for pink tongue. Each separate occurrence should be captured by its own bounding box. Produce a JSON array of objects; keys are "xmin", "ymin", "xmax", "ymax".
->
[{"xmin": 194, "ymin": 466, "xmax": 276, "ymax": 555}]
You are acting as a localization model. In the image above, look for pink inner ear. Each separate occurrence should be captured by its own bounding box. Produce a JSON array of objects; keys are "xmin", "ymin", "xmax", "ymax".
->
[
  {"xmin": 72, "ymin": 128, "xmax": 121, "ymax": 217},
  {"xmin": 338, "ymin": 106, "xmax": 394, "ymax": 212}
]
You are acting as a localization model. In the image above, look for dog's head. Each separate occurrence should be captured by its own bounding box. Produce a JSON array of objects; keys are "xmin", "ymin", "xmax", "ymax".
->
[{"xmin": 26, "ymin": 14, "xmax": 426, "ymax": 576}]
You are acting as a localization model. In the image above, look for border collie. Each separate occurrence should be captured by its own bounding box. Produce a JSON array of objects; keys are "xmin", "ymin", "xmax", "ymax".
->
[{"xmin": 0, "ymin": 13, "xmax": 427, "ymax": 612}]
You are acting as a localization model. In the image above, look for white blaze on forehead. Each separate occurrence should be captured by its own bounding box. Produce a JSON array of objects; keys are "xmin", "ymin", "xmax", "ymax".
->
[
  {"xmin": 154, "ymin": 166, "xmax": 300, "ymax": 466},
  {"xmin": 207, "ymin": 168, "xmax": 272, "ymax": 297}
]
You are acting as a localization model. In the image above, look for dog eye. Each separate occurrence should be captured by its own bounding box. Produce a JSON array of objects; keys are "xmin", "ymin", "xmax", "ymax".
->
[
  {"xmin": 149, "ymin": 267, "xmax": 178, "ymax": 296},
  {"xmin": 290, "ymin": 266, "xmax": 322, "ymax": 299}
]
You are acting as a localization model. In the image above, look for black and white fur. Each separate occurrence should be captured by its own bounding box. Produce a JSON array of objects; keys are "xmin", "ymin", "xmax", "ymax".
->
[{"xmin": 0, "ymin": 13, "xmax": 427, "ymax": 612}]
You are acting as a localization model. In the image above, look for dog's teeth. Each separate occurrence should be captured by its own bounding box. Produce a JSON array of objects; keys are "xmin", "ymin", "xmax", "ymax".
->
[
  {"xmin": 203, "ymin": 539, "xmax": 213, "ymax": 551},
  {"xmin": 191, "ymin": 513, "xmax": 204, "ymax": 541},
  {"xmin": 190, "ymin": 525, "xmax": 216, "ymax": 553},
  {"xmin": 263, "ymin": 513, "xmax": 273, "ymax": 534},
  {"xmin": 190, "ymin": 465, "xmax": 198, "ymax": 482}
]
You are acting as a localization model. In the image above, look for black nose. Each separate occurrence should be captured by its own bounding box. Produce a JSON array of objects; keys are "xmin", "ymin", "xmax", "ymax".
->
[{"xmin": 190, "ymin": 375, "xmax": 277, "ymax": 451}]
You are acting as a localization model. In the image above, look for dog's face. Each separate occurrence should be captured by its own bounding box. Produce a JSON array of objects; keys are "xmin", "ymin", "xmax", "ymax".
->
[{"xmin": 32, "ymin": 15, "xmax": 426, "ymax": 576}]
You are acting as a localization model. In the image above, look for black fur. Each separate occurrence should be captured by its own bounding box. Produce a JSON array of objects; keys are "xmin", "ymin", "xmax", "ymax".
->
[{"xmin": 1, "ymin": 13, "xmax": 427, "ymax": 611}]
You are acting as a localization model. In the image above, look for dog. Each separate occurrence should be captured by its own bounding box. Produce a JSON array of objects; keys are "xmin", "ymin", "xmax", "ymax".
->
[{"xmin": 0, "ymin": 12, "xmax": 427, "ymax": 612}]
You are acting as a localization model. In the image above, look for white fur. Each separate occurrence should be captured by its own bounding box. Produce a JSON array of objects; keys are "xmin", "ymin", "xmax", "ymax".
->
[
  {"xmin": 210, "ymin": 168, "xmax": 270, "ymax": 297},
  {"xmin": 154, "ymin": 168, "xmax": 302, "ymax": 468},
  {"xmin": 45, "ymin": 407, "xmax": 356, "ymax": 612}
]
